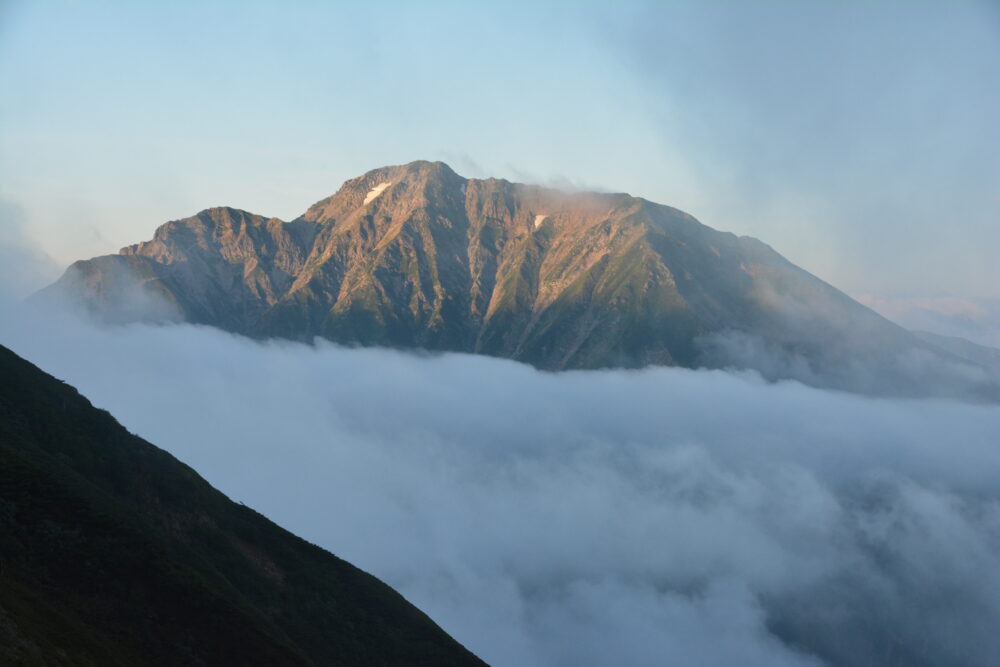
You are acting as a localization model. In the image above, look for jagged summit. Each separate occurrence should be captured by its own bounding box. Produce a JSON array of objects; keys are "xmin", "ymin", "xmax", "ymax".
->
[
  {"xmin": 298, "ymin": 160, "xmax": 466, "ymax": 223},
  {"xmin": 37, "ymin": 160, "xmax": 985, "ymax": 396}
]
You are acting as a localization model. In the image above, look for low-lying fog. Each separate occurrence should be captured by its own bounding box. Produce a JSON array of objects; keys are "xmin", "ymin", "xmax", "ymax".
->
[{"xmin": 3, "ymin": 306, "xmax": 1000, "ymax": 666}]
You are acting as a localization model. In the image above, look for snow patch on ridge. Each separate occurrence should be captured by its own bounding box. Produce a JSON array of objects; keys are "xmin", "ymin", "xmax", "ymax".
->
[
  {"xmin": 364, "ymin": 182, "xmax": 392, "ymax": 205},
  {"xmin": 534, "ymin": 214, "xmax": 548, "ymax": 228}
]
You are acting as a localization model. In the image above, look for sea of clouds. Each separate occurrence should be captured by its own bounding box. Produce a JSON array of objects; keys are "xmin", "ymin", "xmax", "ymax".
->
[{"xmin": 3, "ymin": 304, "xmax": 1000, "ymax": 666}]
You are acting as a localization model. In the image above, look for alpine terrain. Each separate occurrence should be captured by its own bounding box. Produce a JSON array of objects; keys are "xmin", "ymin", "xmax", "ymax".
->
[
  {"xmin": 37, "ymin": 160, "xmax": 997, "ymax": 398},
  {"xmin": 0, "ymin": 343, "xmax": 484, "ymax": 666}
]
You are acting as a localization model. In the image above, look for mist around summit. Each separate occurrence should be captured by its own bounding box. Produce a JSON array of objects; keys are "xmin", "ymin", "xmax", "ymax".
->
[{"xmin": 4, "ymin": 301, "xmax": 999, "ymax": 667}]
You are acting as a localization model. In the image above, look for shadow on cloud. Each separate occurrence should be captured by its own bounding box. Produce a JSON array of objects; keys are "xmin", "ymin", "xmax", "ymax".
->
[{"xmin": 2, "ymin": 303, "xmax": 999, "ymax": 666}]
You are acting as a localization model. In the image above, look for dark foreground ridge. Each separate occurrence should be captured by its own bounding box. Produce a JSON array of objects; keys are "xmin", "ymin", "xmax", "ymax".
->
[
  {"xmin": 35, "ymin": 160, "xmax": 1000, "ymax": 399},
  {"xmin": 0, "ymin": 344, "xmax": 485, "ymax": 666}
]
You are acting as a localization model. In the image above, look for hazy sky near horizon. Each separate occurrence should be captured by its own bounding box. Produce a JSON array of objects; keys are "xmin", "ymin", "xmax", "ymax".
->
[{"xmin": 1, "ymin": 1, "xmax": 998, "ymax": 304}]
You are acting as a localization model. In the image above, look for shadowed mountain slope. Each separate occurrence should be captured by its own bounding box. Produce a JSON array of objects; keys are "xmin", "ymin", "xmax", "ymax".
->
[
  {"xmin": 0, "ymin": 343, "xmax": 484, "ymax": 666},
  {"xmin": 36, "ymin": 160, "xmax": 995, "ymax": 397}
]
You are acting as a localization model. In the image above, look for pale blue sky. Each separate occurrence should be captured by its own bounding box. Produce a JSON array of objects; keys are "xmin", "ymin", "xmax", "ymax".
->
[{"xmin": 2, "ymin": 1, "xmax": 998, "ymax": 307}]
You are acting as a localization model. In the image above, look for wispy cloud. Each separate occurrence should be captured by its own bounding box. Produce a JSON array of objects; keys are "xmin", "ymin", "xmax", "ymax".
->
[
  {"xmin": 858, "ymin": 293, "xmax": 1000, "ymax": 349},
  {"xmin": 0, "ymin": 197, "xmax": 61, "ymax": 301}
]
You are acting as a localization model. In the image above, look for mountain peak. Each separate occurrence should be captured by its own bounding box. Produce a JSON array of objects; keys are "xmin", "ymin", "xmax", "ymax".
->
[
  {"xmin": 193, "ymin": 205, "xmax": 266, "ymax": 220},
  {"xmin": 300, "ymin": 160, "xmax": 464, "ymax": 224},
  {"xmin": 349, "ymin": 159, "xmax": 460, "ymax": 190},
  {"xmin": 39, "ymin": 160, "xmax": 986, "ymax": 397}
]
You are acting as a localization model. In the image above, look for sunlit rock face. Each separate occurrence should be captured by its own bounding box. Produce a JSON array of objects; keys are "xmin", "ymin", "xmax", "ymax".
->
[{"xmin": 38, "ymin": 160, "xmax": 993, "ymax": 397}]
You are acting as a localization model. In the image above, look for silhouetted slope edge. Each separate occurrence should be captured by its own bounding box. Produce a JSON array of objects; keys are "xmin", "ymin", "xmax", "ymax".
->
[{"xmin": 0, "ymin": 344, "xmax": 485, "ymax": 666}]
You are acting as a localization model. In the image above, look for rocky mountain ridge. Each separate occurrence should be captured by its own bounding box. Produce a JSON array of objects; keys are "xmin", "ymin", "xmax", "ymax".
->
[{"xmin": 37, "ymin": 160, "xmax": 996, "ymax": 397}]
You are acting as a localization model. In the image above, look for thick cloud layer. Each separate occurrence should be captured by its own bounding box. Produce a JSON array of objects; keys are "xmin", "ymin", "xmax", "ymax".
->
[
  {"xmin": 697, "ymin": 329, "xmax": 1000, "ymax": 402},
  {"xmin": 3, "ymin": 308, "xmax": 1000, "ymax": 666}
]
